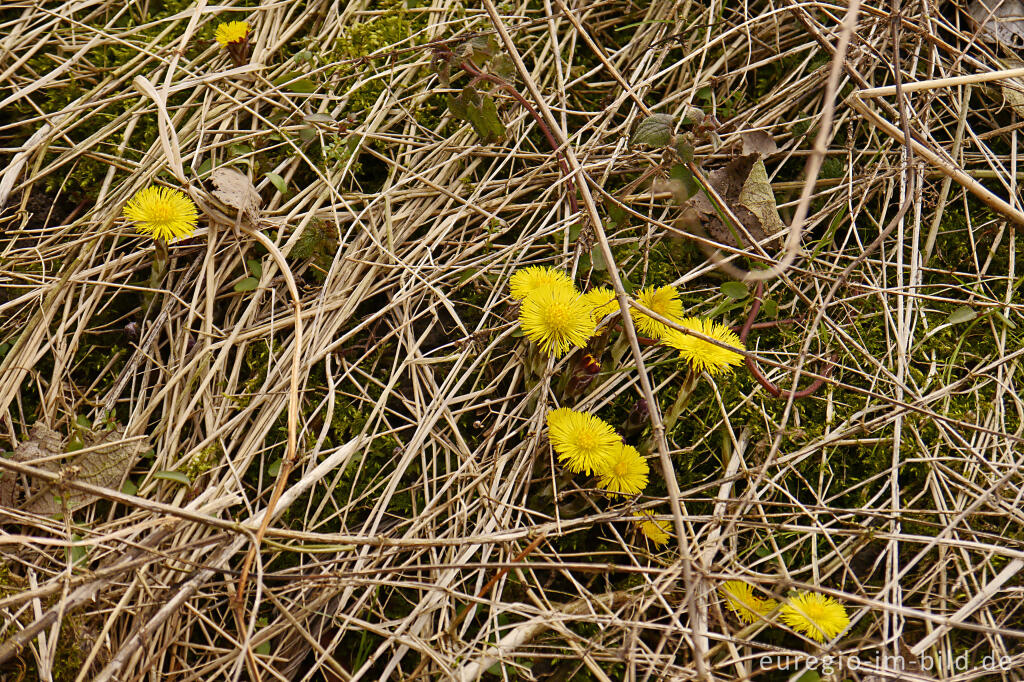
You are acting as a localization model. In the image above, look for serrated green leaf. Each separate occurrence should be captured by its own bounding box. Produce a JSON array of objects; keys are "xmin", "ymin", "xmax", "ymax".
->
[
  {"xmin": 264, "ymin": 172, "xmax": 287, "ymax": 195},
  {"xmin": 630, "ymin": 113, "xmax": 675, "ymax": 148},
  {"xmin": 946, "ymin": 305, "xmax": 977, "ymax": 325},
  {"xmin": 247, "ymin": 259, "xmax": 262, "ymax": 278},
  {"xmin": 234, "ymin": 277, "xmax": 259, "ymax": 293},
  {"xmin": 153, "ymin": 470, "xmax": 190, "ymax": 486},
  {"xmin": 721, "ymin": 281, "xmax": 748, "ymax": 300}
]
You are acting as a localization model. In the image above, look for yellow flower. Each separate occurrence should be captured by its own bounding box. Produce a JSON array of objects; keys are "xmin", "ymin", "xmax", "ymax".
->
[
  {"xmin": 631, "ymin": 285, "xmax": 684, "ymax": 339},
  {"xmin": 520, "ymin": 285, "xmax": 595, "ymax": 357},
  {"xmin": 636, "ymin": 510, "xmax": 671, "ymax": 545},
  {"xmin": 122, "ymin": 186, "xmax": 198, "ymax": 242},
  {"xmin": 780, "ymin": 592, "xmax": 850, "ymax": 642},
  {"xmin": 662, "ymin": 317, "xmax": 744, "ymax": 375},
  {"xmin": 546, "ymin": 408, "xmax": 619, "ymax": 475},
  {"xmin": 719, "ymin": 581, "xmax": 777, "ymax": 625},
  {"xmin": 581, "ymin": 287, "xmax": 618, "ymax": 324},
  {"xmin": 597, "ymin": 443, "xmax": 649, "ymax": 496},
  {"xmin": 215, "ymin": 20, "xmax": 250, "ymax": 47},
  {"xmin": 509, "ymin": 266, "xmax": 575, "ymax": 301}
]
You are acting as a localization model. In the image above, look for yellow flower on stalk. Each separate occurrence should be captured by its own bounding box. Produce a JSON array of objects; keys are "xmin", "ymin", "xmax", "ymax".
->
[
  {"xmin": 520, "ymin": 285, "xmax": 595, "ymax": 357},
  {"xmin": 636, "ymin": 510, "xmax": 671, "ymax": 545},
  {"xmin": 122, "ymin": 186, "xmax": 198, "ymax": 242},
  {"xmin": 780, "ymin": 592, "xmax": 850, "ymax": 642},
  {"xmin": 662, "ymin": 317, "xmax": 744, "ymax": 375},
  {"xmin": 719, "ymin": 581, "xmax": 778, "ymax": 625},
  {"xmin": 581, "ymin": 287, "xmax": 618, "ymax": 324},
  {"xmin": 509, "ymin": 266, "xmax": 575, "ymax": 301},
  {"xmin": 546, "ymin": 408, "xmax": 619, "ymax": 475},
  {"xmin": 597, "ymin": 443, "xmax": 649, "ymax": 496},
  {"xmin": 631, "ymin": 285, "xmax": 684, "ymax": 339},
  {"xmin": 215, "ymin": 20, "xmax": 250, "ymax": 47}
]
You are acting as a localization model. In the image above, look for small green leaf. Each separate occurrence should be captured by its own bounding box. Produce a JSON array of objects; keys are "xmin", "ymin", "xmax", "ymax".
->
[
  {"xmin": 303, "ymin": 113, "xmax": 336, "ymax": 125},
  {"xmin": 606, "ymin": 202, "xmax": 628, "ymax": 227},
  {"xmin": 264, "ymin": 172, "xmax": 287, "ymax": 195},
  {"xmin": 669, "ymin": 163, "xmax": 699, "ymax": 200},
  {"xmin": 247, "ymin": 259, "xmax": 263, "ymax": 278},
  {"xmin": 195, "ymin": 158, "xmax": 213, "ymax": 178},
  {"xmin": 591, "ymin": 247, "xmax": 608, "ymax": 271},
  {"xmin": 267, "ymin": 459, "xmax": 282, "ymax": 477},
  {"xmin": 234, "ymin": 277, "xmax": 259, "ymax": 293},
  {"xmin": 630, "ymin": 113, "xmax": 676, "ymax": 147},
  {"xmin": 255, "ymin": 641, "xmax": 271, "ymax": 656},
  {"xmin": 298, "ymin": 127, "xmax": 316, "ymax": 143},
  {"xmin": 273, "ymin": 72, "xmax": 317, "ymax": 93},
  {"xmin": 946, "ymin": 305, "xmax": 977, "ymax": 325},
  {"xmin": 153, "ymin": 470, "xmax": 191, "ymax": 486},
  {"xmin": 68, "ymin": 534, "xmax": 88, "ymax": 567},
  {"xmin": 491, "ymin": 54, "xmax": 515, "ymax": 81},
  {"xmin": 0, "ymin": 342, "xmax": 9, "ymax": 358},
  {"xmin": 761, "ymin": 299, "xmax": 778, "ymax": 318},
  {"xmin": 122, "ymin": 478, "xmax": 138, "ymax": 496},
  {"xmin": 67, "ymin": 437, "xmax": 84, "ymax": 453},
  {"xmin": 721, "ymin": 281, "xmax": 748, "ymax": 300},
  {"xmin": 675, "ymin": 139, "xmax": 694, "ymax": 163},
  {"xmin": 76, "ymin": 414, "xmax": 91, "ymax": 430}
]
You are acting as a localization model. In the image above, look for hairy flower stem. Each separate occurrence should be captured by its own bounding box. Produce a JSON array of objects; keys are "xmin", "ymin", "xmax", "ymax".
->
[
  {"xmin": 662, "ymin": 365, "xmax": 699, "ymax": 433},
  {"xmin": 143, "ymin": 239, "xmax": 169, "ymax": 315}
]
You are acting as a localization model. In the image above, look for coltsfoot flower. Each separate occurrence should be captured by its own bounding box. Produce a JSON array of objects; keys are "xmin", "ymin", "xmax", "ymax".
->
[
  {"xmin": 122, "ymin": 186, "xmax": 198, "ymax": 242},
  {"xmin": 520, "ymin": 285, "xmax": 595, "ymax": 357},
  {"xmin": 780, "ymin": 592, "xmax": 850, "ymax": 642},
  {"xmin": 636, "ymin": 510, "xmax": 671, "ymax": 545},
  {"xmin": 662, "ymin": 317, "xmax": 744, "ymax": 375},
  {"xmin": 631, "ymin": 285, "xmax": 684, "ymax": 339},
  {"xmin": 719, "ymin": 580, "xmax": 778, "ymax": 624},
  {"xmin": 215, "ymin": 20, "xmax": 250, "ymax": 47},
  {"xmin": 581, "ymin": 286, "xmax": 618, "ymax": 323},
  {"xmin": 597, "ymin": 443, "xmax": 649, "ymax": 496},
  {"xmin": 509, "ymin": 266, "xmax": 575, "ymax": 301},
  {"xmin": 546, "ymin": 408, "xmax": 619, "ymax": 475}
]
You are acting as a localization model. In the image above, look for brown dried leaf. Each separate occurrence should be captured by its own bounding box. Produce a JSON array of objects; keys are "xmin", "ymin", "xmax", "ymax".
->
[
  {"xmin": 690, "ymin": 154, "xmax": 784, "ymax": 248},
  {"xmin": 2, "ymin": 422, "xmax": 149, "ymax": 515},
  {"xmin": 969, "ymin": 0, "xmax": 1024, "ymax": 49},
  {"xmin": 741, "ymin": 131, "xmax": 778, "ymax": 156},
  {"xmin": 211, "ymin": 167, "xmax": 261, "ymax": 225}
]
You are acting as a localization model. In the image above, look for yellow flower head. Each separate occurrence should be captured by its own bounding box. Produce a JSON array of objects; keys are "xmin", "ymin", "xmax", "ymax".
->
[
  {"xmin": 122, "ymin": 186, "xmax": 198, "ymax": 242},
  {"xmin": 662, "ymin": 317, "xmax": 744, "ymax": 375},
  {"xmin": 597, "ymin": 443, "xmax": 649, "ymax": 496},
  {"xmin": 780, "ymin": 592, "xmax": 850, "ymax": 642},
  {"xmin": 581, "ymin": 287, "xmax": 618, "ymax": 324},
  {"xmin": 546, "ymin": 408, "xmax": 619, "ymax": 475},
  {"xmin": 719, "ymin": 581, "xmax": 778, "ymax": 625},
  {"xmin": 520, "ymin": 285, "xmax": 595, "ymax": 357},
  {"xmin": 509, "ymin": 266, "xmax": 575, "ymax": 301},
  {"xmin": 636, "ymin": 510, "xmax": 671, "ymax": 545},
  {"xmin": 215, "ymin": 20, "xmax": 250, "ymax": 47},
  {"xmin": 631, "ymin": 285, "xmax": 684, "ymax": 339}
]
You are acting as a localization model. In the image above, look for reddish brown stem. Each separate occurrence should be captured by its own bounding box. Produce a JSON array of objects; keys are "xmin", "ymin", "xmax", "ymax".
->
[
  {"xmin": 459, "ymin": 60, "xmax": 579, "ymax": 215},
  {"xmin": 741, "ymin": 281, "xmax": 833, "ymax": 399}
]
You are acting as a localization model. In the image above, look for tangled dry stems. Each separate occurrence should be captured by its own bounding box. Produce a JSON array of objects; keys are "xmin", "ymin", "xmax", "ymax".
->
[{"xmin": 1, "ymin": 0, "xmax": 1023, "ymax": 679}]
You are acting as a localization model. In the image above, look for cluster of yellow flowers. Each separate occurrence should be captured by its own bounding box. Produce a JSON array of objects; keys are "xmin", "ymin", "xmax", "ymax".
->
[
  {"xmin": 511, "ymin": 265, "xmax": 746, "ymax": 373},
  {"xmin": 718, "ymin": 581, "xmax": 851, "ymax": 643},
  {"xmin": 545, "ymin": 406, "xmax": 674, "ymax": 545}
]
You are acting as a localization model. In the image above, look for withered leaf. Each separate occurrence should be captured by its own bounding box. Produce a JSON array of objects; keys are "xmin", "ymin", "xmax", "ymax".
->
[
  {"xmin": 691, "ymin": 154, "xmax": 784, "ymax": 248},
  {"xmin": 211, "ymin": 167, "xmax": 262, "ymax": 225},
  {"xmin": 741, "ymin": 130, "xmax": 778, "ymax": 156},
  {"xmin": 1, "ymin": 422, "xmax": 149, "ymax": 515}
]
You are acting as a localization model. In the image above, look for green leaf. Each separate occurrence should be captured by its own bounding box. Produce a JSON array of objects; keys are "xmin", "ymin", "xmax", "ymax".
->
[
  {"xmin": 121, "ymin": 478, "xmax": 138, "ymax": 496},
  {"xmin": 76, "ymin": 414, "xmax": 91, "ymax": 430},
  {"xmin": 267, "ymin": 459, "xmax": 282, "ymax": 477},
  {"xmin": 195, "ymin": 158, "xmax": 213, "ymax": 178},
  {"xmin": 234, "ymin": 277, "xmax": 259, "ymax": 293},
  {"xmin": 273, "ymin": 73, "xmax": 317, "ymax": 94},
  {"xmin": 606, "ymin": 201, "xmax": 628, "ymax": 227},
  {"xmin": 67, "ymin": 437, "xmax": 84, "ymax": 453},
  {"xmin": 491, "ymin": 54, "xmax": 515, "ymax": 81},
  {"xmin": 761, "ymin": 299, "xmax": 778, "ymax": 318},
  {"xmin": 68, "ymin": 534, "xmax": 88, "ymax": 567},
  {"xmin": 247, "ymin": 259, "xmax": 263, "ymax": 278},
  {"xmin": 675, "ymin": 139, "xmax": 694, "ymax": 163},
  {"xmin": 303, "ymin": 113, "xmax": 336, "ymax": 125},
  {"xmin": 153, "ymin": 470, "xmax": 191, "ymax": 486},
  {"xmin": 630, "ymin": 113, "xmax": 675, "ymax": 147},
  {"xmin": 669, "ymin": 163, "xmax": 699, "ymax": 200},
  {"xmin": 255, "ymin": 641, "xmax": 271, "ymax": 656},
  {"xmin": 720, "ymin": 281, "xmax": 748, "ymax": 300},
  {"xmin": 591, "ymin": 247, "xmax": 608, "ymax": 271},
  {"xmin": 264, "ymin": 172, "xmax": 287, "ymax": 195},
  {"xmin": 946, "ymin": 305, "xmax": 977, "ymax": 325}
]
